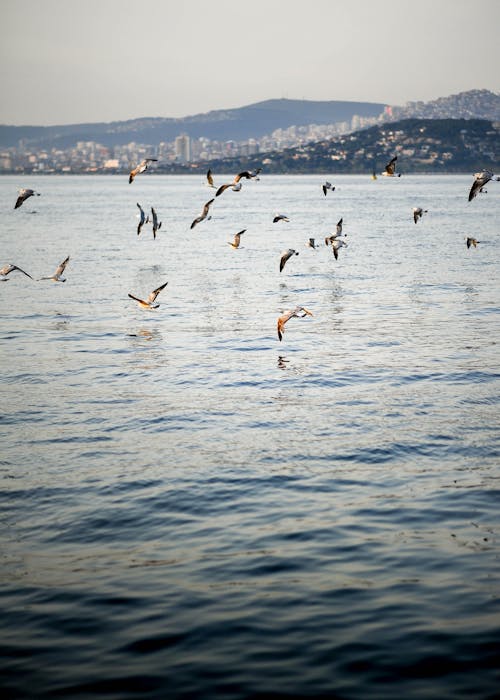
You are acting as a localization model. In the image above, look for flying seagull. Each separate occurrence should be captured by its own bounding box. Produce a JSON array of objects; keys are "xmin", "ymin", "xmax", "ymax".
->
[
  {"xmin": 468, "ymin": 170, "xmax": 498, "ymax": 202},
  {"xmin": 191, "ymin": 198, "xmax": 214, "ymax": 229},
  {"xmin": 330, "ymin": 238, "xmax": 347, "ymax": 260},
  {"xmin": 382, "ymin": 156, "xmax": 401, "ymax": 177},
  {"xmin": 322, "ymin": 181, "xmax": 334, "ymax": 196},
  {"xmin": 206, "ymin": 169, "xmax": 216, "ymax": 188},
  {"xmin": 277, "ymin": 306, "xmax": 313, "ymax": 342},
  {"xmin": 413, "ymin": 207, "xmax": 428, "ymax": 224},
  {"xmin": 39, "ymin": 255, "xmax": 70, "ymax": 282},
  {"xmin": 324, "ymin": 218, "xmax": 344, "ymax": 245},
  {"xmin": 14, "ymin": 188, "xmax": 40, "ymax": 209},
  {"xmin": 215, "ymin": 171, "xmax": 253, "ymax": 197},
  {"xmin": 136, "ymin": 203, "xmax": 149, "ymax": 235},
  {"xmin": 129, "ymin": 158, "xmax": 158, "ymax": 184},
  {"xmin": 228, "ymin": 229, "xmax": 246, "ymax": 248},
  {"xmin": 128, "ymin": 281, "xmax": 168, "ymax": 310},
  {"xmin": 273, "ymin": 214, "xmax": 290, "ymax": 223},
  {"xmin": 280, "ymin": 248, "xmax": 299, "ymax": 272},
  {"xmin": 0, "ymin": 263, "xmax": 33, "ymax": 281},
  {"xmin": 466, "ymin": 237, "xmax": 480, "ymax": 249},
  {"xmin": 307, "ymin": 238, "xmax": 318, "ymax": 249},
  {"xmin": 151, "ymin": 207, "xmax": 162, "ymax": 239}
]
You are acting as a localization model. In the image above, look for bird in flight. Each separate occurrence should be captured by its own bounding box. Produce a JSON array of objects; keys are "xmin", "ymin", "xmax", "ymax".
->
[
  {"xmin": 322, "ymin": 181, "xmax": 334, "ymax": 196},
  {"xmin": 215, "ymin": 171, "xmax": 253, "ymax": 197},
  {"xmin": 136, "ymin": 203, "xmax": 149, "ymax": 235},
  {"xmin": 413, "ymin": 207, "xmax": 428, "ymax": 224},
  {"xmin": 0, "ymin": 263, "xmax": 33, "ymax": 281},
  {"xmin": 466, "ymin": 237, "xmax": 480, "ymax": 249},
  {"xmin": 128, "ymin": 281, "xmax": 168, "ymax": 309},
  {"xmin": 382, "ymin": 156, "xmax": 401, "ymax": 177},
  {"xmin": 151, "ymin": 207, "xmax": 162, "ymax": 239},
  {"xmin": 277, "ymin": 306, "xmax": 313, "ymax": 341},
  {"xmin": 191, "ymin": 199, "xmax": 214, "ymax": 229},
  {"xmin": 206, "ymin": 169, "xmax": 216, "ymax": 188},
  {"xmin": 39, "ymin": 256, "xmax": 70, "ymax": 282},
  {"xmin": 14, "ymin": 188, "xmax": 40, "ymax": 209},
  {"xmin": 273, "ymin": 214, "xmax": 290, "ymax": 223},
  {"xmin": 324, "ymin": 218, "xmax": 344, "ymax": 245},
  {"xmin": 129, "ymin": 158, "xmax": 158, "ymax": 183},
  {"xmin": 468, "ymin": 170, "xmax": 498, "ymax": 202},
  {"xmin": 228, "ymin": 229, "xmax": 246, "ymax": 248},
  {"xmin": 307, "ymin": 238, "xmax": 318, "ymax": 249},
  {"xmin": 280, "ymin": 248, "xmax": 299, "ymax": 272}
]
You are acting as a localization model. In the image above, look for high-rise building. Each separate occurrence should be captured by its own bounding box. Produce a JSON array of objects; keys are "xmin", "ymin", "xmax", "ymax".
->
[{"xmin": 175, "ymin": 134, "xmax": 191, "ymax": 163}]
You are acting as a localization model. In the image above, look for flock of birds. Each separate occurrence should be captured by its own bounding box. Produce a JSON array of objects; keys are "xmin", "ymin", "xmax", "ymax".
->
[{"xmin": 3, "ymin": 160, "xmax": 498, "ymax": 342}]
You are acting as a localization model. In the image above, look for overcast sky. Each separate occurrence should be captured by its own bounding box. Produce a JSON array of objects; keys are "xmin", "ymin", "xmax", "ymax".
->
[{"xmin": 1, "ymin": 0, "xmax": 498, "ymax": 126}]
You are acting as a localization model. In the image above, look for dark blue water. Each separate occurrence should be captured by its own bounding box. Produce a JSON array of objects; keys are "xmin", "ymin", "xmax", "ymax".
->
[{"xmin": 1, "ymin": 175, "xmax": 499, "ymax": 698}]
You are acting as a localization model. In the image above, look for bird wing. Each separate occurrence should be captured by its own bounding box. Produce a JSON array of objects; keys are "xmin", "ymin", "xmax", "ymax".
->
[
  {"xmin": 55, "ymin": 256, "xmax": 70, "ymax": 276},
  {"xmin": 191, "ymin": 216, "xmax": 202, "ymax": 229},
  {"xmin": 280, "ymin": 250, "xmax": 293, "ymax": 272},
  {"xmin": 14, "ymin": 189, "xmax": 33, "ymax": 209},
  {"xmin": 385, "ymin": 156, "xmax": 397, "ymax": 174},
  {"xmin": 468, "ymin": 179, "xmax": 483, "ymax": 202},
  {"xmin": 234, "ymin": 171, "xmax": 252, "ymax": 183},
  {"xmin": 322, "ymin": 185, "xmax": 327, "ymax": 196},
  {"xmin": 202, "ymin": 198, "xmax": 214, "ymax": 216},
  {"xmin": 216, "ymin": 183, "xmax": 231, "ymax": 197},
  {"xmin": 207, "ymin": 169, "xmax": 214, "ymax": 186},
  {"xmin": 128, "ymin": 293, "xmax": 147, "ymax": 305},
  {"xmin": 12, "ymin": 264, "xmax": 33, "ymax": 279},
  {"xmin": 148, "ymin": 281, "xmax": 168, "ymax": 303},
  {"xmin": 336, "ymin": 218, "xmax": 343, "ymax": 234}
]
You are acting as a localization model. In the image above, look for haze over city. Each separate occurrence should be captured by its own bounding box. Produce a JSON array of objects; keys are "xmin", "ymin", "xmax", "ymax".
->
[{"xmin": 1, "ymin": 0, "xmax": 499, "ymax": 126}]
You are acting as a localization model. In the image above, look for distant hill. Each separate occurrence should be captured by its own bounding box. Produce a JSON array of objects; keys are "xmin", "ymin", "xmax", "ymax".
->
[
  {"xmin": 388, "ymin": 89, "xmax": 500, "ymax": 122},
  {"xmin": 0, "ymin": 99, "xmax": 386, "ymax": 150},
  {"xmin": 174, "ymin": 118, "xmax": 500, "ymax": 174}
]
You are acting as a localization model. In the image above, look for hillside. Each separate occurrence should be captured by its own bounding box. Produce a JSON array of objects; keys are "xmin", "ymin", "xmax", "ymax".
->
[{"xmin": 0, "ymin": 98, "xmax": 385, "ymax": 150}]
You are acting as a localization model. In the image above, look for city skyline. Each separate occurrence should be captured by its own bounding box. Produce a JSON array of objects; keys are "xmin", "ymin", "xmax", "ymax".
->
[{"xmin": 1, "ymin": 0, "xmax": 499, "ymax": 126}]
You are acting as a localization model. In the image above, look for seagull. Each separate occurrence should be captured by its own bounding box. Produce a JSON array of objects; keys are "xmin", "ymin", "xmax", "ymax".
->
[
  {"xmin": 307, "ymin": 238, "xmax": 318, "ymax": 249},
  {"xmin": 14, "ymin": 188, "xmax": 40, "ymax": 209},
  {"xmin": 273, "ymin": 214, "xmax": 290, "ymax": 223},
  {"xmin": 466, "ymin": 237, "xmax": 480, "ymax": 249},
  {"xmin": 0, "ymin": 263, "xmax": 33, "ymax": 281},
  {"xmin": 228, "ymin": 229, "xmax": 246, "ymax": 248},
  {"xmin": 215, "ymin": 171, "xmax": 253, "ymax": 197},
  {"xmin": 206, "ymin": 169, "xmax": 216, "ymax": 188},
  {"xmin": 413, "ymin": 207, "xmax": 428, "ymax": 224},
  {"xmin": 247, "ymin": 167, "xmax": 262, "ymax": 180},
  {"xmin": 129, "ymin": 158, "xmax": 158, "ymax": 183},
  {"xmin": 190, "ymin": 198, "xmax": 214, "ymax": 229},
  {"xmin": 468, "ymin": 170, "xmax": 498, "ymax": 202},
  {"xmin": 151, "ymin": 207, "xmax": 162, "ymax": 239},
  {"xmin": 322, "ymin": 181, "xmax": 334, "ymax": 196},
  {"xmin": 382, "ymin": 156, "xmax": 401, "ymax": 177},
  {"xmin": 128, "ymin": 281, "xmax": 168, "ymax": 310},
  {"xmin": 280, "ymin": 248, "xmax": 299, "ymax": 272},
  {"xmin": 277, "ymin": 306, "xmax": 313, "ymax": 342},
  {"xmin": 39, "ymin": 255, "xmax": 70, "ymax": 282},
  {"xmin": 330, "ymin": 238, "xmax": 348, "ymax": 260},
  {"xmin": 324, "ymin": 218, "xmax": 344, "ymax": 245},
  {"xmin": 136, "ymin": 203, "xmax": 149, "ymax": 235}
]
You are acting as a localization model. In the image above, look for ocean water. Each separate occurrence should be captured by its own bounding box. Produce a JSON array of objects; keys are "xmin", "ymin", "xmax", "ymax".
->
[{"xmin": 0, "ymin": 173, "xmax": 499, "ymax": 699}]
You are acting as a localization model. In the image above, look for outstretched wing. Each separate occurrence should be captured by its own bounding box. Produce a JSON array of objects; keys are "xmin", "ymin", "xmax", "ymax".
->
[
  {"xmin": 148, "ymin": 281, "xmax": 168, "ymax": 304},
  {"xmin": 55, "ymin": 256, "xmax": 70, "ymax": 276}
]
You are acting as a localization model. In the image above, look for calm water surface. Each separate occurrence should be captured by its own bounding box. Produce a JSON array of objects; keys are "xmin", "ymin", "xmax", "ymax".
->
[{"xmin": 1, "ymin": 174, "xmax": 499, "ymax": 699}]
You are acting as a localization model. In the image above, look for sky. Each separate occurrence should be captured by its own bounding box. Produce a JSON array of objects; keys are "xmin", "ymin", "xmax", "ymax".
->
[{"xmin": 1, "ymin": 0, "xmax": 499, "ymax": 126}]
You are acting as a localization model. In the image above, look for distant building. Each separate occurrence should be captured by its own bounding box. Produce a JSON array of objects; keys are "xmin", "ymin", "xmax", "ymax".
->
[{"xmin": 175, "ymin": 134, "xmax": 191, "ymax": 163}]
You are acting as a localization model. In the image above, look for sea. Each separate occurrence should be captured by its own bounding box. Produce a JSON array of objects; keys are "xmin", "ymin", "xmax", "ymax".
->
[{"xmin": 0, "ymin": 174, "xmax": 499, "ymax": 699}]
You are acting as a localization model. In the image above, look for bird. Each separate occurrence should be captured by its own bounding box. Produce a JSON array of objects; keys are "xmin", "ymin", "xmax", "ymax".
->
[
  {"xmin": 129, "ymin": 158, "xmax": 158, "ymax": 183},
  {"xmin": 413, "ymin": 207, "xmax": 428, "ymax": 224},
  {"xmin": 14, "ymin": 188, "xmax": 40, "ymax": 209},
  {"xmin": 273, "ymin": 214, "xmax": 290, "ymax": 223},
  {"xmin": 136, "ymin": 203, "xmax": 149, "ymax": 235},
  {"xmin": 247, "ymin": 167, "xmax": 262, "ymax": 180},
  {"xmin": 307, "ymin": 238, "xmax": 318, "ymax": 249},
  {"xmin": 151, "ymin": 207, "xmax": 162, "ymax": 239},
  {"xmin": 468, "ymin": 170, "xmax": 498, "ymax": 202},
  {"xmin": 466, "ymin": 237, "xmax": 480, "ymax": 249},
  {"xmin": 128, "ymin": 282, "xmax": 168, "ymax": 309},
  {"xmin": 322, "ymin": 181, "xmax": 334, "ymax": 196},
  {"xmin": 39, "ymin": 256, "xmax": 70, "ymax": 282},
  {"xmin": 280, "ymin": 249, "xmax": 299, "ymax": 272},
  {"xmin": 330, "ymin": 238, "xmax": 348, "ymax": 260},
  {"xmin": 277, "ymin": 306, "xmax": 313, "ymax": 342},
  {"xmin": 206, "ymin": 169, "xmax": 216, "ymax": 188},
  {"xmin": 324, "ymin": 218, "xmax": 344, "ymax": 246},
  {"xmin": 228, "ymin": 229, "xmax": 246, "ymax": 248},
  {"xmin": 0, "ymin": 263, "xmax": 33, "ymax": 281},
  {"xmin": 382, "ymin": 156, "xmax": 401, "ymax": 177},
  {"xmin": 215, "ymin": 171, "xmax": 253, "ymax": 197},
  {"xmin": 190, "ymin": 198, "xmax": 214, "ymax": 229}
]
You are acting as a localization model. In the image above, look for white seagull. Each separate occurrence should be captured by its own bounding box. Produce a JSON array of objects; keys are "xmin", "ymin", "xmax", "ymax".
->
[
  {"xmin": 468, "ymin": 170, "xmax": 498, "ymax": 202},
  {"xmin": 228, "ymin": 229, "xmax": 246, "ymax": 249},
  {"xmin": 273, "ymin": 214, "xmax": 290, "ymax": 223},
  {"xmin": 39, "ymin": 255, "xmax": 70, "ymax": 282},
  {"xmin": 215, "ymin": 171, "xmax": 253, "ymax": 197},
  {"xmin": 277, "ymin": 306, "xmax": 313, "ymax": 342},
  {"xmin": 0, "ymin": 263, "xmax": 33, "ymax": 281},
  {"xmin": 280, "ymin": 248, "xmax": 299, "ymax": 272},
  {"xmin": 330, "ymin": 238, "xmax": 347, "ymax": 260},
  {"xmin": 14, "ymin": 188, "xmax": 40, "ymax": 209},
  {"xmin": 191, "ymin": 198, "xmax": 214, "ymax": 229},
  {"xmin": 382, "ymin": 156, "xmax": 401, "ymax": 177},
  {"xmin": 128, "ymin": 282, "xmax": 168, "ymax": 309},
  {"xmin": 136, "ymin": 203, "xmax": 149, "ymax": 235},
  {"xmin": 413, "ymin": 207, "xmax": 428, "ymax": 224},
  {"xmin": 129, "ymin": 158, "xmax": 158, "ymax": 183},
  {"xmin": 206, "ymin": 169, "xmax": 216, "ymax": 188}
]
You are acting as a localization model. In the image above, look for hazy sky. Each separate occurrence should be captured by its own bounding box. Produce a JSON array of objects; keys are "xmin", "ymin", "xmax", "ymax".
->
[{"xmin": 1, "ymin": 0, "xmax": 498, "ymax": 125}]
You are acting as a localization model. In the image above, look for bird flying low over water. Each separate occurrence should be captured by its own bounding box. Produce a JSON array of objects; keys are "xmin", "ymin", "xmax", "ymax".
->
[
  {"xmin": 136, "ymin": 203, "xmax": 149, "ymax": 235},
  {"xmin": 206, "ymin": 169, "xmax": 216, "ymax": 188},
  {"xmin": 14, "ymin": 188, "xmax": 40, "ymax": 209},
  {"xmin": 468, "ymin": 170, "xmax": 498, "ymax": 202},
  {"xmin": 277, "ymin": 306, "xmax": 313, "ymax": 341},
  {"xmin": 280, "ymin": 248, "xmax": 299, "ymax": 272},
  {"xmin": 322, "ymin": 181, "xmax": 334, "ymax": 196},
  {"xmin": 129, "ymin": 158, "xmax": 158, "ymax": 183},
  {"xmin": 128, "ymin": 281, "xmax": 168, "ymax": 309},
  {"xmin": 215, "ymin": 171, "xmax": 253, "ymax": 197},
  {"xmin": 0, "ymin": 263, "xmax": 33, "ymax": 281},
  {"xmin": 151, "ymin": 207, "xmax": 162, "ymax": 239},
  {"xmin": 382, "ymin": 156, "xmax": 401, "ymax": 177},
  {"xmin": 191, "ymin": 199, "xmax": 214, "ymax": 229},
  {"xmin": 273, "ymin": 214, "xmax": 290, "ymax": 223},
  {"xmin": 324, "ymin": 218, "xmax": 344, "ymax": 245},
  {"xmin": 329, "ymin": 238, "xmax": 347, "ymax": 260},
  {"xmin": 307, "ymin": 238, "xmax": 318, "ymax": 249},
  {"xmin": 39, "ymin": 256, "xmax": 70, "ymax": 282},
  {"xmin": 466, "ymin": 237, "xmax": 480, "ymax": 249},
  {"xmin": 413, "ymin": 207, "xmax": 428, "ymax": 224},
  {"xmin": 228, "ymin": 229, "xmax": 246, "ymax": 248}
]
